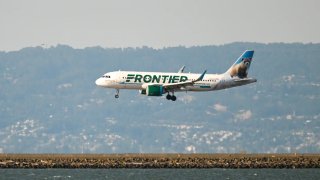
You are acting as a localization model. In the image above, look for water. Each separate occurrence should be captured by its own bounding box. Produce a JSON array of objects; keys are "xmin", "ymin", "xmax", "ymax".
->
[{"xmin": 0, "ymin": 169, "xmax": 319, "ymax": 180}]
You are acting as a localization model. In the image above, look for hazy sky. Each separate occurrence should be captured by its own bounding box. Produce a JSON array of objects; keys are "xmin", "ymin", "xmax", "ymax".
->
[{"xmin": 0, "ymin": 0, "xmax": 319, "ymax": 51}]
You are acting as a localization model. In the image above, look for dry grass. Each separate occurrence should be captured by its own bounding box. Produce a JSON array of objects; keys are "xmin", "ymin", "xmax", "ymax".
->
[{"xmin": 0, "ymin": 153, "xmax": 319, "ymax": 168}]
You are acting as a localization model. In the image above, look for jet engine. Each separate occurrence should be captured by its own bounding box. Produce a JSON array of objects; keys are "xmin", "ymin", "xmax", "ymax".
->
[{"xmin": 140, "ymin": 85, "xmax": 164, "ymax": 96}]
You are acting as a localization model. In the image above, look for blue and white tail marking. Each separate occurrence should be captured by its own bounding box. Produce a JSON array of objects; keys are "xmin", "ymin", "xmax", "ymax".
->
[{"xmin": 227, "ymin": 50, "xmax": 254, "ymax": 78}]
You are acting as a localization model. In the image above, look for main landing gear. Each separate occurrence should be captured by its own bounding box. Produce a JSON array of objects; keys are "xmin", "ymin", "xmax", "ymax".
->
[
  {"xmin": 115, "ymin": 89, "xmax": 119, "ymax": 98},
  {"xmin": 166, "ymin": 93, "xmax": 177, "ymax": 101}
]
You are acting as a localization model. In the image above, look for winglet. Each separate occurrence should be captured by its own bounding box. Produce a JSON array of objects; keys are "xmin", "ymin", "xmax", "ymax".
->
[
  {"xmin": 194, "ymin": 70, "xmax": 207, "ymax": 82},
  {"xmin": 178, "ymin": 65, "xmax": 185, "ymax": 73}
]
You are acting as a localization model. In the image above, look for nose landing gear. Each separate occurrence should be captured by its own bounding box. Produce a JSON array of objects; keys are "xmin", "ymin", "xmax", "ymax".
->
[{"xmin": 115, "ymin": 89, "xmax": 119, "ymax": 98}]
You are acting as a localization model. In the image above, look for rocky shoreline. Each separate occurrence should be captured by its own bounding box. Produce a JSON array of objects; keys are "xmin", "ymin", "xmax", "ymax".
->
[{"xmin": 0, "ymin": 154, "xmax": 319, "ymax": 168}]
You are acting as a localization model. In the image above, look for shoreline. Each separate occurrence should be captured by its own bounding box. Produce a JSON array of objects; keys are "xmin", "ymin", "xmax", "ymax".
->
[{"xmin": 1, "ymin": 154, "xmax": 319, "ymax": 168}]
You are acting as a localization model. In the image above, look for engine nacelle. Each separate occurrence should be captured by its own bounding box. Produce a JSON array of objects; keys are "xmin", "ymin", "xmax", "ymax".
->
[{"xmin": 145, "ymin": 85, "xmax": 164, "ymax": 96}]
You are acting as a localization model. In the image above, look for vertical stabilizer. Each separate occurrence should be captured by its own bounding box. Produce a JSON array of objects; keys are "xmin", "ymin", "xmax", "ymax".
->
[{"xmin": 226, "ymin": 50, "xmax": 254, "ymax": 78}]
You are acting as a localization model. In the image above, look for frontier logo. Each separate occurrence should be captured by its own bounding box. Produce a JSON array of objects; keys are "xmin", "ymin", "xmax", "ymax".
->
[{"xmin": 126, "ymin": 74, "xmax": 188, "ymax": 83}]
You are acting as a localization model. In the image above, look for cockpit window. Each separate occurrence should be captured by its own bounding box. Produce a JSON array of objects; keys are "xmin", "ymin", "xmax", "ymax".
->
[{"xmin": 102, "ymin": 75, "xmax": 111, "ymax": 78}]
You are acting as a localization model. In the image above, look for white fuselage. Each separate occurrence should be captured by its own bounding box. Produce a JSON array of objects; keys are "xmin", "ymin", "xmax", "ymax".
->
[
  {"xmin": 95, "ymin": 71, "xmax": 256, "ymax": 92},
  {"xmin": 95, "ymin": 50, "xmax": 256, "ymax": 100}
]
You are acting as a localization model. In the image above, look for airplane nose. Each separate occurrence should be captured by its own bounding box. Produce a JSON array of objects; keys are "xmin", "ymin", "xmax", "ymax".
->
[{"xmin": 95, "ymin": 78, "xmax": 104, "ymax": 86}]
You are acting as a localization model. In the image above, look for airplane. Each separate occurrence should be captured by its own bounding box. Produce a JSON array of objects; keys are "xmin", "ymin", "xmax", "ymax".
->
[{"xmin": 95, "ymin": 50, "xmax": 257, "ymax": 101}]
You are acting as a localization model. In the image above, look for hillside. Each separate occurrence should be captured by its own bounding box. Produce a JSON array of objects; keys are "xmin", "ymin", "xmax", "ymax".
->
[{"xmin": 0, "ymin": 42, "xmax": 319, "ymax": 153}]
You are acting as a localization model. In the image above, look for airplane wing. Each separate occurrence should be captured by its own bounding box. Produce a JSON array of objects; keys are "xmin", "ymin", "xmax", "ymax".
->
[{"xmin": 163, "ymin": 70, "xmax": 207, "ymax": 91}]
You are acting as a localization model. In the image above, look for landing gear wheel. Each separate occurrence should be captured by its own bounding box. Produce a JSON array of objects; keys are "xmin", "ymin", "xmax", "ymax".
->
[
  {"xmin": 166, "ymin": 94, "xmax": 172, "ymax": 100},
  {"xmin": 115, "ymin": 89, "xmax": 119, "ymax": 98},
  {"xmin": 171, "ymin": 95, "xmax": 177, "ymax": 101}
]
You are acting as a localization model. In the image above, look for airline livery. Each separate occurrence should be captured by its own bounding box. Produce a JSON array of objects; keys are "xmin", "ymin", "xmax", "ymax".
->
[{"xmin": 95, "ymin": 50, "xmax": 257, "ymax": 101}]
